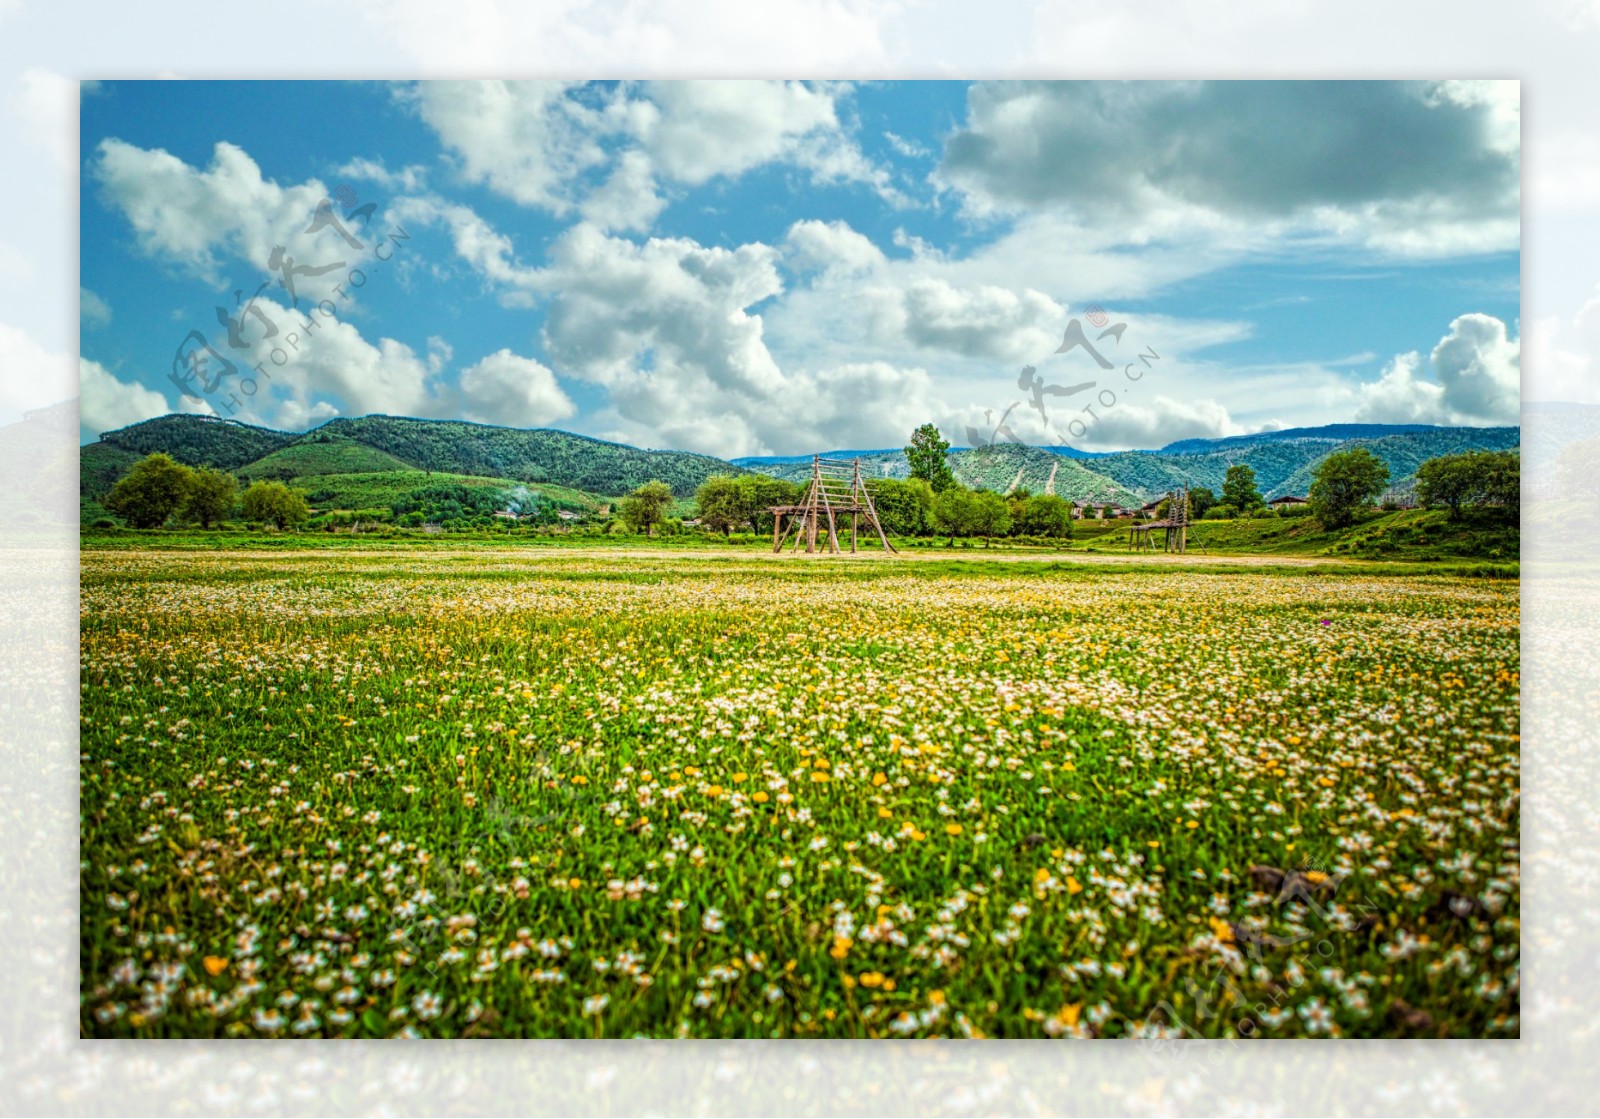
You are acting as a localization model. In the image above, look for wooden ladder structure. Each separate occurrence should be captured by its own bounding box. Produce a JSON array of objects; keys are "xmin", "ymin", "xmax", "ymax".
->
[
  {"xmin": 770, "ymin": 456, "xmax": 897, "ymax": 555},
  {"xmin": 1128, "ymin": 486, "xmax": 1191, "ymax": 553}
]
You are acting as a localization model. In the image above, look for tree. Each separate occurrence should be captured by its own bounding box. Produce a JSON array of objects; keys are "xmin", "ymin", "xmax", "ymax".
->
[
  {"xmin": 871, "ymin": 477, "xmax": 935, "ymax": 536},
  {"xmin": 1416, "ymin": 450, "xmax": 1518, "ymax": 519},
  {"xmin": 971, "ymin": 490, "xmax": 1012, "ymax": 547},
  {"xmin": 1006, "ymin": 486, "xmax": 1033, "ymax": 529},
  {"xmin": 184, "ymin": 466, "xmax": 237, "ymax": 528},
  {"xmin": 739, "ymin": 475, "xmax": 802, "ymax": 535},
  {"xmin": 930, "ymin": 486, "xmax": 981, "ymax": 544},
  {"xmin": 240, "ymin": 480, "xmax": 311, "ymax": 529},
  {"xmin": 104, "ymin": 453, "xmax": 193, "ymax": 528},
  {"xmin": 1018, "ymin": 493, "xmax": 1072, "ymax": 538},
  {"xmin": 1188, "ymin": 487, "xmax": 1217, "ymax": 520},
  {"xmin": 694, "ymin": 474, "xmax": 749, "ymax": 536},
  {"xmin": 905, "ymin": 423, "xmax": 955, "ymax": 493},
  {"xmin": 619, "ymin": 480, "xmax": 673, "ymax": 536},
  {"xmin": 1413, "ymin": 454, "xmax": 1474, "ymax": 519},
  {"xmin": 1221, "ymin": 464, "xmax": 1263, "ymax": 511},
  {"xmin": 1477, "ymin": 450, "xmax": 1519, "ymax": 513},
  {"xmin": 1309, "ymin": 448, "xmax": 1390, "ymax": 529}
]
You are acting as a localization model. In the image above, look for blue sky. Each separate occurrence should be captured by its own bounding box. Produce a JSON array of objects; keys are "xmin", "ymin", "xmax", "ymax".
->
[{"xmin": 79, "ymin": 80, "xmax": 1521, "ymax": 454}]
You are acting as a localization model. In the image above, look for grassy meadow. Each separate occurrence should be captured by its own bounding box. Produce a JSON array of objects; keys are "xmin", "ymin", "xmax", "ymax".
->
[{"xmin": 80, "ymin": 545, "xmax": 1519, "ymax": 1038}]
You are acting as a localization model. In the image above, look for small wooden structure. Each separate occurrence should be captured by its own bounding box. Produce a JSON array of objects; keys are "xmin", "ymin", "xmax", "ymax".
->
[
  {"xmin": 771, "ymin": 456, "xmax": 897, "ymax": 555},
  {"xmin": 1128, "ymin": 487, "xmax": 1193, "ymax": 553}
]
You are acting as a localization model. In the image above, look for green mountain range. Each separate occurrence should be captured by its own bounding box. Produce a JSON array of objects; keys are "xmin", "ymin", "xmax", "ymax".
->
[
  {"xmin": 82, "ymin": 414, "xmax": 744, "ymax": 503},
  {"xmin": 737, "ymin": 426, "xmax": 1519, "ymax": 503},
  {"xmin": 738, "ymin": 443, "xmax": 1144, "ymax": 505},
  {"xmin": 1086, "ymin": 427, "xmax": 1520, "ymax": 501},
  {"xmin": 81, "ymin": 414, "xmax": 1520, "ymax": 520}
]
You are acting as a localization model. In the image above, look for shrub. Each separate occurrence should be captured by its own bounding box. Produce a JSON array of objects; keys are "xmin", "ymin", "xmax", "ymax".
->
[
  {"xmin": 1017, "ymin": 493, "xmax": 1073, "ymax": 538},
  {"xmin": 240, "ymin": 480, "xmax": 311, "ymax": 530}
]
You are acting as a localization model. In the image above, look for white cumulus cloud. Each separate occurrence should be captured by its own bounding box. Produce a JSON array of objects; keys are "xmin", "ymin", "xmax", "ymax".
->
[
  {"xmin": 453, "ymin": 349, "xmax": 575, "ymax": 428},
  {"xmin": 78, "ymin": 356, "xmax": 170, "ymax": 436},
  {"xmin": 937, "ymin": 81, "xmax": 1519, "ymax": 258},
  {"xmin": 784, "ymin": 219, "xmax": 886, "ymax": 277},
  {"xmin": 407, "ymin": 80, "xmax": 902, "ymax": 237},
  {"xmin": 1356, "ymin": 314, "xmax": 1520, "ymax": 424},
  {"xmin": 526, "ymin": 222, "xmax": 938, "ymax": 455},
  {"xmin": 93, "ymin": 139, "xmax": 329, "ymax": 281},
  {"xmin": 866, "ymin": 277, "xmax": 1067, "ymax": 364},
  {"xmin": 408, "ymin": 81, "xmax": 612, "ymax": 213}
]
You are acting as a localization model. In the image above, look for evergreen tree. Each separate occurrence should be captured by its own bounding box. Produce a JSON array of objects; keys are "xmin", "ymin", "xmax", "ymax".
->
[
  {"xmin": 905, "ymin": 424, "xmax": 955, "ymax": 493},
  {"xmin": 1221, "ymin": 464, "xmax": 1264, "ymax": 511}
]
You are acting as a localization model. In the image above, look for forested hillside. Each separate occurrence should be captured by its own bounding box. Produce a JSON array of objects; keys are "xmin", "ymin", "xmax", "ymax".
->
[
  {"xmin": 315, "ymin": 416, "xmax": 741, "ymax": 496},
  {"xmin": 83, "ymin": 413, "xmax": 744, "ymax": 500},
  {"xmin": 99, "ymin": 415, "xmax": 294, "ymax": 470},
  {"xmin": 1078, "ymin": 427, "xmax": 1520, "ymax": 500},
  {"xmin": 948, "ymin": 443, "xmax": 1139, "ymax": 503}
]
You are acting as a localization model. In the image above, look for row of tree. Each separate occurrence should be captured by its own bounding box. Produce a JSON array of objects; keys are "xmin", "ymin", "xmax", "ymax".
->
[
  {"xmin": 102, "ymin": 453, "xmax": 310, "ymax": 529},
  {"xmin": 100, "ymin": 437, "xmax": 1519, "ymax": 538},
  {"xmin": 1182, "ymin": 449, "xmax": 1515, "ymax": 529},
  {"xmin": 678, "ymin": 471, "xmax": 1075, "ymax": 544},
  {"xmin": 926, "ymin": 487, "xmax": 1073, "ymax": 544}
]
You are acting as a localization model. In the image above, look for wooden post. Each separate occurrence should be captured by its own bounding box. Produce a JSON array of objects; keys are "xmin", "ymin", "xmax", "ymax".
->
[
  {"xmin": 772, "ymin": 512, "xmax": 783, "ymax": 553},
  {"xmin": 850, "ymin": 460, "xmax": 860, "ymax": 554},
  {"xmin": 1177, "ymin": 486, "xmax": 1188, "ymax": 554},
  {"xmin": 805, "ymin": 456, "xmax": 819, "ymax": 553}
]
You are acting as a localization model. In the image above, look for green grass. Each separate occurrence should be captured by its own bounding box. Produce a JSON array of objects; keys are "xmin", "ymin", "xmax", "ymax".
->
[
  {"xmin": 79, "ymin": 442, "xmax": 142, "ymax": 499},
  {"xmin": 76, "ymin": 508, "xmax": 1520, "ymax": 580},
  {"xmin": 237, "ymin": 437, "xmax": 417, "ymax": 479},
  {"xmin": 80, "ymin": 545, "xmax": 1519, "ymax": 1039},
  {"xmin": 1067, "ymin": 509, "xmax": 1517, "ymax": 562},
  {"xmin": 290, "ymin": 471, "xmax": 604, "ymax": 513}
]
